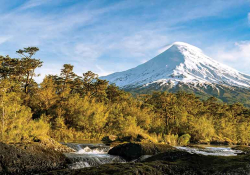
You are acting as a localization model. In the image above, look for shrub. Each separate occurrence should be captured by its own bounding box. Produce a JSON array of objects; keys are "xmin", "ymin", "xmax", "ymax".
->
[{"xmin": 178, "ymin": 134, "xmax": 191, "ymax": 146}]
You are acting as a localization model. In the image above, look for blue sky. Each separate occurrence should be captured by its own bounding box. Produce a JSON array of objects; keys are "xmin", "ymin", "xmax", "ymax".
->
[{"xmin": 0, "ymin": 0, "xmax": 250, "ymax": 81}]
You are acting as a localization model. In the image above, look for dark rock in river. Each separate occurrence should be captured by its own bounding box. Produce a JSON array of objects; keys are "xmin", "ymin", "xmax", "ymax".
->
[
  {"xmin": 101, "ymin": 135, "xmax": 118, "ymax": 144},
  {"xmin": 143, "ymin": 149, "xmax": 250, "ymax": 174},
  {"xmin": 108, "ymin": 143, "xmax": 175, "ymax": 161},
  {"xmin": 0, "ymin": 142, "xmax": 68, "ymax": 174},
  {"xmin": 232, "ymin": 145, "xmax": 250, "ymax": 154}
]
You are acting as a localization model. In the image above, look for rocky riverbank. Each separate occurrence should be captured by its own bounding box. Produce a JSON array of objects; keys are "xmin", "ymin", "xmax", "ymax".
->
[
  {"xmin": 2, "ymin": 140, "xmax": 250, "ymax": 175},
  {"xmin": 0, "ymin": 138, "xmax": 75, "ymax": 174}
]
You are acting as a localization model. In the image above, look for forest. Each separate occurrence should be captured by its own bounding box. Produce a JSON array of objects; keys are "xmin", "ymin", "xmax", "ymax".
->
[{"xmin": 1, "ymin": 47, "xmax": 250, "ymax": 146}]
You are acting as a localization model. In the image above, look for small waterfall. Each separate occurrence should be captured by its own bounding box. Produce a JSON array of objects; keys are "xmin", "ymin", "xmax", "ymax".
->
[
  {"xmin": 76, "ymin": 144, "xmax": 82, "ymax": 151},
  {"xmin": 76, "ymin": 146, "xmax": 109, "ymax": 154},
  {"xmin": 64, "ymin": 143, "xmax": 125, "ymax": 169},
  {"xmin": 69, "ymin": 162, "xmax": 91, "ymax": 169},
  {"xmin": 66, "ymin": 154, "xmax": 126, "ymax": 169}
]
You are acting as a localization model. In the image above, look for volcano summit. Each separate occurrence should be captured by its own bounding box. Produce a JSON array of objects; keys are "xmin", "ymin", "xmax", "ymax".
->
[{"xmin": 101, "ymin": 42, "xmax": 250, "ymax": 89}]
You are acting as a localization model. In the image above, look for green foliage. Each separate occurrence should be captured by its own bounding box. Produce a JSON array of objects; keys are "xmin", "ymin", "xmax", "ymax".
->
[
  {"xmin": 178, "ymin": 134, "xmax": 191, "ymax": 146},
  {"xmin": 0, "ymin": 79, "xmax": 49, "ymax": 143},
  {"xmin": 163, "ymin": 134, "xmax": 179, "ymax": 146},
  {"xmin": 0, "ymin": 47, "xmax": 42, "ymax": 94}
]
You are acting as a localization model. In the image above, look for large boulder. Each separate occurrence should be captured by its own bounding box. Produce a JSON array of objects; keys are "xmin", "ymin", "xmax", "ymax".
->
[
  {"xmin": 108, "ymin": 143, "xmax": 175, "ymax": 161},
  {"xmin": 0, "ymin": 142, "xmax": 69, "ymax": 174}
]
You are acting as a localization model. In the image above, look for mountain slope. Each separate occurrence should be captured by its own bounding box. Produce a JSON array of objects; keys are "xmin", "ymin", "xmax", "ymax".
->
[
  {"xmin": 101, "ymin": 42, "xmax": 250, "ymax": 89},
  {"xmin": 101, "ymin": 42, "xmax": 250, "ymax": 105}
]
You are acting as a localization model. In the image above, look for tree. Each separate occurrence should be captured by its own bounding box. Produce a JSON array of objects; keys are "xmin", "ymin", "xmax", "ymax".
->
[
  {"xmin": 0, "ymin": 56, "xmax": 21, "ymax": 80},
  {"xmin": 60, "ymin": 64, "xmax": 76, "ymax": 86},
  {"xmin": 144, "ymin": 92, "xmax": 179, "ymax": 134},
  {"xmin": 82, "ymin": 71, "xmax": 98, "ymax": 95},
  {"xmin": 106, "ymin": 84, "xmax": 130, "ymax": 102},
  {"xmin": 31, "ymin": 76, "xmax": 58, "ymax": 117},
  {"xmin": 93, "ymin": 79, "xmax": 108, "ymax": 102},
  {"xmin": 16, "ymin": 47, "xmax": 43, "ymax": 93}
]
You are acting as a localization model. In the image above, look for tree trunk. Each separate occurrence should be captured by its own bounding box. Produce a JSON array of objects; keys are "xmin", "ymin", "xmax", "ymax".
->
[
  {"xmin": 1, "ymin": 96, "xmax": 5, "ymax": 141},
  {"xmin": 25, "ymin": 71, "xmax": 30, "ymax": 93}
]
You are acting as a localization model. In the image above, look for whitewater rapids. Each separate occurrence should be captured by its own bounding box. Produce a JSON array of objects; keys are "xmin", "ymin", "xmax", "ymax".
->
[{"xmin": 64, "ymin": 143, "xmax": 125, "ymax": 169}]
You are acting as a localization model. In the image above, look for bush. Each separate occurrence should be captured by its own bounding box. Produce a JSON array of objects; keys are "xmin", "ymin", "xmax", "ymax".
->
[
  {"xmin": 178, "ymin": 134, "xmax": 191, "ymax": 146},
  {"xmin": 164, "ymin": 134, "xmax": 179, "ymax": 146}
]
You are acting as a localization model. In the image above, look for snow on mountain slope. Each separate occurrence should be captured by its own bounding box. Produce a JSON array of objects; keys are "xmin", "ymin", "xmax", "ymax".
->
[{"xmin": 101, "ymin": 42, "xmax": 250, "ymax": 89}]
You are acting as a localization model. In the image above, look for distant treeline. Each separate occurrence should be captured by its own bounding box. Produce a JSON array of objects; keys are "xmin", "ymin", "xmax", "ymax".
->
[{"xmin": 1, "ymin": 47, "xmax": 250, "ymax": 145}]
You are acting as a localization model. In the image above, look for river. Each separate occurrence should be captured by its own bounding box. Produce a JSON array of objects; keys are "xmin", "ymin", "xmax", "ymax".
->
[
  {"xmin": 63, "ymin": 142, "xmax": 126, "ymax": 169},
  {"xmin": 62, "ymin": 142, "xmax": 243, "ymax": 170}
]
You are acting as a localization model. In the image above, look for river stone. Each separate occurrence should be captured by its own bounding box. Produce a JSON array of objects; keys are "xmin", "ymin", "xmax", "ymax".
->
[{"xmin": 108, "ymin": 143, "xmax": 175, "ymax": 161}]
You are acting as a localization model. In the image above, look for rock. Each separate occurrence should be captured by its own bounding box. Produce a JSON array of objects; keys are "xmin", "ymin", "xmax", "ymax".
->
[
  {"xmin": 41, "ymin": 161, "xmax": 192, "ymax": 175},
  {"xmin": 0, "ymin": 142, "xmax": 68, "ymax": 174},
  {"xmin": 109, "ymin": 135, "xmax": 118, "ymax": 141},
  {"xmin": 108, "ymin": 143, "xmax": 175, "ymax": 161},
  {"xmin": 38, "ymin": 137, "xmax": 75, "ymax": 153},
  {"xmin": 101, "ymin": 135, "xmax": 118, "ymax": 144},
  {"xmin": 143, "ymin": 149, "xmax": 193, "ymax": 162},
  {"xmin": 210, "ymin": 140, "xmax": 231, "ymax": 145},
  {"xmin": 232, "ymin": 146, "xmax": 250, "ymax": 154},
  {"xmin": 144, "ymin": 149, "xmax": 250, "ymax": 174}
]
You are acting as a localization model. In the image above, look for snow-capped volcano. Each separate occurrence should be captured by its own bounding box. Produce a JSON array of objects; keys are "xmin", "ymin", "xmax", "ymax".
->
[{"xmin": 101, "ymin": 42, "xmax": 250, "ymax": 89}]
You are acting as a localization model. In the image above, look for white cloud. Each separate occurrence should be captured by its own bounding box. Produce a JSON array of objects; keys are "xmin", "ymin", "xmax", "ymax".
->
[
  {"xmin": 157, "ymin": 44, "xmax": 173, "ymax": 54},
  {"xmin": 117, "ymin": 31, "xmax": 169, "ymax": 59},
  {"xmin": 74, "ymin": 44, "xmax": 102, "ymax": 61},
  {"xmin": 34, "ymin": 62, "xmax": 62, "ymax": 83},
  {"xmin": 211, "ymin": 41, "xmax": 250, "ymax": 74},
  {"xmin": 95, "ymin": 65, "xmax": 113, "ymax": 76},
  {"xmin": 0, "ymin": 36, "xmax": 11, "ymax": 45},
  {"xmin": 217, "ymin": 42, "xmax": 250, "ymax": 61},
  {"xmin": 19, "ymin": 0, "xmax": 50, "ymax": 11}
]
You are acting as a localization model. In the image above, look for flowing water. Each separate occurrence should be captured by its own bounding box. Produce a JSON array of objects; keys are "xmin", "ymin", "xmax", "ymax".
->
[
  {"xmin": 175, "ymin": 145, "xmax": 243, "ymax": 156},
  {"xmin": 63, "ymin": 143, "xmax": 126, "ymax": 169},
  {"xmin": 63, "ymin": 142, "xmax": 243, "ymax": 170}
]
